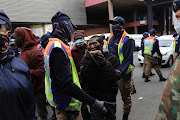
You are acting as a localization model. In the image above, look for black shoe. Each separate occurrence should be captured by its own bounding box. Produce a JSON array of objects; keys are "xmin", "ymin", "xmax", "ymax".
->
[
  {"xmin": 145, "ymin": 76, "xmax": 151, "ymax": 82},
  {"xmin": 131, "ymin": 85, "xmax": 136, "ymax": 94},
  {"xmin": 150, "ymin": 72, "xmax": 155, "ymax": 76},
  {"xmin": 123, "ymin": 112, "xmax": 129, "ymax": 120},
  {"xmin": 159, "ymin": 76, "xmax": 167, "ymax": 81},
  {"xmin": 142, "ymin": 73, "xmax": 145, "ymax": 78}
]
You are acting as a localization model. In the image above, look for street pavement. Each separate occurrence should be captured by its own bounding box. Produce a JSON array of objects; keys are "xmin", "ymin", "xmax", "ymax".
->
[
  {"xmin": 47, "ymin": 51, "xmax": 172, "ymax": 120},
  {"xmin": 116, "ymin": 51, "xmax": 171, "ymax": 120}
]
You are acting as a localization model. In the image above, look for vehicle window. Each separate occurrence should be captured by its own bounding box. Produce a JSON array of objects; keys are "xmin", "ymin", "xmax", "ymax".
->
[
  {"xmin": 133, "ymin": 38, "xmax": 141, "ymax": 42},
  {"xmin": 158, "ymin": 40, "xmax": 172, "ymax": 47}
]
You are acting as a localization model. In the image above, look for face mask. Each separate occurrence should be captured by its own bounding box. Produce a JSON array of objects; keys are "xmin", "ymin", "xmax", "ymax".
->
[
  {"xmin": 112, "ymin": 25, "xmax": 123, "ymax": 35},
  {"xmin": 75, "ymin": 39, "xmax": 84, "ymax": 48},
  {"xmin": 174, "ymin": 20, "xmax": 180, "ymax": 35},
  {"xmin": 0, "ymin": 34, "xmax": 9, "ymax": 58}
]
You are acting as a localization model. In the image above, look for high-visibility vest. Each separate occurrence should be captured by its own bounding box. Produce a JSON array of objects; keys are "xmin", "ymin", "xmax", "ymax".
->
[
  {"xmin": 44, "ymin": 38, "xmax": 81, "ymax": 111},
  {"xmin": 37, "ymin": 44, "xmax": 45, "ymax": 53},
  {"xmin": 103, "ymin": 40, "xmax": 108, "ymax": 50},
  {"xmin": 173, "ymin": 39, "xmax": 176, "ymax": 53},
  {"xmin": 107, "ymin": 31, "xmax": 135, "ymax": 74},
  {"xmin": 144, "ymin": 36, "xmax": 159, "ymax": 58}
]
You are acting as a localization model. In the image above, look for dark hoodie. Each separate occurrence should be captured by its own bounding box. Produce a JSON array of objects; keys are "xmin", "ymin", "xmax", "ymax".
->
[
  {"xmin": 14, "ymin": 27, "xmax": 45, "ymax": 93},
  {"xmin": 0, "ymin": 50, "xmax": 35, "ymax": 120}
]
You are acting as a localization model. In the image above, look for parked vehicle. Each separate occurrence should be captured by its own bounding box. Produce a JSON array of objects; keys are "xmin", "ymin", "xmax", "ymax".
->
[
  {"xmin": 138, "ymin": 35, "xmax": 174, "ymax": 67},
  {"xmin": 131, "ymin": 34, "xmax": 143, "ymax": 50}
]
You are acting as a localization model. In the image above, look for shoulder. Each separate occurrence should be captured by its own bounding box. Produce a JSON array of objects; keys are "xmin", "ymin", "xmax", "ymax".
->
[{"xmin": 11, "ymin": 57, "xmax": 29, "ymax": 72}]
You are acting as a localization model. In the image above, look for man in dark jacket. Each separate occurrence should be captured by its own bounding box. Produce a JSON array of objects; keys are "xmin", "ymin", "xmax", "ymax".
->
[
  {"xmin": 0, "ymin": 9, "xmax": 35, "ymax": 120},
  {"xmin": 14, "ymin": 27, "xmax": 47, "ymax": 120},
  {"xmin": 80, "ymin": 35, "xmax": 119, "ymax": 120}
]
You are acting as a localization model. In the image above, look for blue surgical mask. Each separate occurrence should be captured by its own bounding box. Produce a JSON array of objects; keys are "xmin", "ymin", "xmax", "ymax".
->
[
  {"xmin": 75, "ymin": 39, "xmax": 84, "ymax": 47},
  {"xmin": 112, "ymin": 25, "xmax": 123, "ymax": 35}
]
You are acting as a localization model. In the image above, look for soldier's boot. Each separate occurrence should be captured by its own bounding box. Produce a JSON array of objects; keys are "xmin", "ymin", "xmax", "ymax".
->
[
  {"xmin": 145, "ymin": 76, "xmax": 151, "ymax": 82},
  {"xmin": 131, "ymin": 85, "xmax": 136, "ymax": 94},
  {"xmin": 159, "ymin": 75, "xmax": 167, "ymax": 81},
  {"xmin": 123, "ymin": 112, "xmax": 129, "ymax": 120},
  {"xmin": 150, "ymin": 72, "xmax": 155, "ymax": 76},
  {"xmin": 142, "ymin": 73, "xmax": 145, "ymax": 78}
]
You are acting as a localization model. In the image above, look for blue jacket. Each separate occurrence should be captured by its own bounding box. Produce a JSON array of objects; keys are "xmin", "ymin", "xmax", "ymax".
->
[
  {"xmin": 175, "ymin": 37, "xmax": 180, "ymax": 53},
  {"xmin": 108, "ymin": 32, "xmax": 135, "ymax": 76},
  {"xmin": 0, "ymin": 50, "xmax": 35, "ymax": 120}
]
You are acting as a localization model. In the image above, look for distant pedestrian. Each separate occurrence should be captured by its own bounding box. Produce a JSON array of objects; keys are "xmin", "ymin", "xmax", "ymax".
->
[
  {"xmin": 141, "ymin": 32, "xmax": 155, "ymax": 78},
  {"xmin": 143, "ymin": 29, "xmax": 166, "ymax": 82},
  {"xmin": 14, "ymin": 27, "xmax": 47, "ymax": 120}
]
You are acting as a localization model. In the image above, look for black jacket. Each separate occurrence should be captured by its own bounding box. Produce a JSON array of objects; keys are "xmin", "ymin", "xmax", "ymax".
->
[
  {"xmin": 80, "ymin": 50, "xmax": 119, "ymax": 101},
  {"xmin": 0, "ymin": 50, "xmax": 35, "ymax": 120}
]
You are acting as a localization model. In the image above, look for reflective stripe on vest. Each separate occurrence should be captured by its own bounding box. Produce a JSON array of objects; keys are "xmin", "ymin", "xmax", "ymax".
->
[
  {"xmin": 107, "ymin": 31, "xmax": 135, "ymax": 74},
  {"xmin": 173, "ymin": 39, "xmax": 176, "ymax": 53},
  {"xmin": 144, "ymin": 37, "xmax": 159, "ymax": 58},
  {"xmin": 44, "ymin": 38, "xmax": 82, "ymax": 111}
]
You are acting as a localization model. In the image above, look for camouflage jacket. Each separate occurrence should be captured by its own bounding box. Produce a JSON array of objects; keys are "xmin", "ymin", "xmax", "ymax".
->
[{"xmin": 155, "ymin": 56, "xmax": 180, "ymax": 120}]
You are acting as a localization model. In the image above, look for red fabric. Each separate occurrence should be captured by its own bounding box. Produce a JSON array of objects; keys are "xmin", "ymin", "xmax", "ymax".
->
[
  {"xmin": 14, "ymin": 27, "xmax": 45, "ymax": 92},
  {"xmin": 71, "ymin": 44, "xmax": 90, "ymax": 72}
]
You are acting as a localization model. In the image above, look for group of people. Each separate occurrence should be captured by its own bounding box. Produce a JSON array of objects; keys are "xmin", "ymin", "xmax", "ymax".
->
[{"xmin": 2, "ymin": 0, "xmax": 180, "ymax": 120}]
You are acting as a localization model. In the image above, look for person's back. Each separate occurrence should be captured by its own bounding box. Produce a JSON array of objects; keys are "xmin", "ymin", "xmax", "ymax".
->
[
  {"xmin": 14, "ymin": 27, "xmax": 46, "ymax": 119},
  {"xmin": 0, "ymin": 9, "xmax": 34, "ymax": 120}
]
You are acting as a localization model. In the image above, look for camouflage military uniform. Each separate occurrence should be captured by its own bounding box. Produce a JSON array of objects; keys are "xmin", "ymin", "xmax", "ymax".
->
[{"xmin": 156, "ymin": 56, "xmax": 180, "ymax": 120}]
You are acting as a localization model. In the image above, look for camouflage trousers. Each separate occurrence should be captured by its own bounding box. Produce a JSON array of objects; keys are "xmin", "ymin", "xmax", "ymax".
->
[
  {"xmin": 117, "ymin": 73, "xmax": 133, "ymax": 113},
  {"xmin": 155, "ymin": 55, "xmax": 180, "ymax": 120},
  {"xmin": 144, "ymin": 55, "xmax": 162, "ymax": 77}
]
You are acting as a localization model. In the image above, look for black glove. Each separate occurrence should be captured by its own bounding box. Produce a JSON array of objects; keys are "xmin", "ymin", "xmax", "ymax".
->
[
  {"xmin": 92, "ymin": 100, "xmax": 117, "ymax": 115},
  {"xmin": 91, "ymin": 99, "xmax": 105, "ymax": 112}
]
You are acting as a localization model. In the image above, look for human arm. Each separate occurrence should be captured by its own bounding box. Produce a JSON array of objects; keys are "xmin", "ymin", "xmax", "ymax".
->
[
  {"xmin": 120, "ymin": 39, "xmax": 134, "ymax": 75},
  {"xmin": 50, "ymin": 48, "xmax": 96, "ymax": 106}
]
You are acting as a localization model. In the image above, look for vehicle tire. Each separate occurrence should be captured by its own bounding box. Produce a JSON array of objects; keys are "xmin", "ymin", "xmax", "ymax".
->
[{"xmin": 167, "ymin": 55, "xmax": 173, "ymax": 67}]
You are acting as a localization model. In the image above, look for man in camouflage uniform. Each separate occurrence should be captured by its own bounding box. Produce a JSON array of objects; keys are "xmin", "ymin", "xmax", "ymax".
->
[{"xmin": 155, "ymin": 0, "xmax": 180, "ymax": 119}]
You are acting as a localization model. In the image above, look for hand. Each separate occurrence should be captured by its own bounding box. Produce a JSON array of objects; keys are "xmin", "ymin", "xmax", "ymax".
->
[
  {"xmin": 89, "ymin": 50, "xmax": 107, "ymax": 66},
  {"xmin": 115, "ymin": 69, "xmax": 122, "ymax": 80},
  {"xmin": 92, "ymin": 100, "xmax": 117, "ymax": 113}
]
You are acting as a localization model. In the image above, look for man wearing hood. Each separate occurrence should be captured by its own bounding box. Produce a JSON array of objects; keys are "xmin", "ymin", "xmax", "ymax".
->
[
  {"xmin": 14, "ymin": 27, "xmax": 47, "ymax": 120},
  {"xmin": 43, "ymin": 11, "xmax": 111, "ymax": 120},
  {"xmin": 0, "ymin": 9, "xmax": 35, "ymax": 119}
]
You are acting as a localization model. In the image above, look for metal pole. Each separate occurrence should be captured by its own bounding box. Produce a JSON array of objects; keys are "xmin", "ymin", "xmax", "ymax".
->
[
  {"xmin": 146, "ymin": 0, "xmax": 153, "ymax": 31},
  {"xmin": 108, "ymin": 0, "xmax": 114, "ymax": 33},
  {"xmin": 134, "ymin": 7, "xmax": 138, "ymax": 34},
  {"xmin": 168, "ymin": 7, "xmax": 171, "ymax": 35},
  {"xmin": 163, "ymin": 8, "xmax": 166, "ymax": 35}
]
